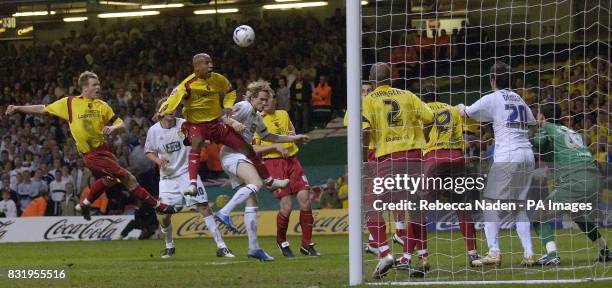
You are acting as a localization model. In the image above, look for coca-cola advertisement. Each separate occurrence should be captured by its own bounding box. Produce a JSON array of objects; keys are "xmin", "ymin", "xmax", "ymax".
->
[{"xmin": 0, "ymin": 216, "xmax": 133, "ymax": 243}]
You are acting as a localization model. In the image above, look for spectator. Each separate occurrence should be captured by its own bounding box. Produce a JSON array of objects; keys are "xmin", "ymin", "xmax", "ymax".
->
[
  {"xmin": 290, "ymin": 71, "xmax": 312, "ymax": 133},
  {"xmin": 21, "ymin": 191, "xmax": 50, "ymax": 217},
  {"xmin": 0, "ymin": 173, "xmax": 9, "ymax": 191},
  {"xmin": 311, "ymin": 75, "xmax": 333, "ymax": 128},
  {"xmin": 61, "ymin": 165, "xmax": 75, "ymax": 187},
  {"xmin": 275, "ymin": 77, "xmax": 291, "ymax": 111},
  {"xmin": 48, "ymin": 158, "xmax": 62, "ymax": 179},
  {"xmin": 17, "ymin": 171, "xmax": 38, "ymax": 211},
  {"xmin": 319, "ymin": 178, "xmax": 341, "ymax": 209},
  {"xmin": 337, "ymin": 175, "xmax": 348, "ymax": 209},
  {"xmin": 39, "ymin": 163, "xmax": 54, "ymax": 184},
  {"xmin": 61, "ymin": 182, "xmax": 80, "ymax": 216},
  {"xmin": 281, "ymin": 65, "xmax": 299, "ymax": 88},
  {"xmin": 0, "ymin": 189, "xmax": 17, "ymax": 217},
  {"xmin": 71, "ymin": 158, "xmax": 92, "ymax": 197},
  {"xmin": 49, "ymin": 170, "xmax": 69, "ymax": 216},
  {"xmin": 129, "ymin": 135, "xmax": 154, "ymax": 178},
  {"xmin": 30, "ymin": 169, "xmax": 48, "ymax": 197}
]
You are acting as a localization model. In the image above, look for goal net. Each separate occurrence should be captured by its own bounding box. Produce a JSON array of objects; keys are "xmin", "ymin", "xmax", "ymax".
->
[{"xmin": 348, "ymin": 0, "xmax": 612, "ymax": 285}]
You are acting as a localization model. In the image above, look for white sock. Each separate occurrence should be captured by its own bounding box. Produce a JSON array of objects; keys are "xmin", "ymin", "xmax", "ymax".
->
[
  {"xmin": 204, "ymin": 215, "xmax": 226, "ymax": 249},
  {"xmin": 160, "ymin": 224, "xmax": 174, "ymax": 249},
  {"xmin": 467, "ymin": 250, "xmax": 478, "ymax": 256},
  {"xmin": 219, "ymin": 184, "xmax": 259, "ymax": 216},
  {"xmin": 402, "ymin": 253, "xmax": 412, "ymax": 260},
  {"xmin": 516, "ymin": 221, "xmax": 534, "ymax": 257},
  {"xmin": 483, "ymin": 209, "xmax": 500, "ymax": 256},
  {"xmin": 245, "ymin": 206, "xmax": 260, "ymax": 251},
  {"xmin": 546, "ymin": 241, "xmax": 558, "ymax": 254}
]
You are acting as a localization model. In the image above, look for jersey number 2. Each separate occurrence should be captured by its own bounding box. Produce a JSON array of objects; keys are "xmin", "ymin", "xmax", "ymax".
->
[{"xmin": 383, "ymin": 99, "xmax": 402, "ymax": 127}]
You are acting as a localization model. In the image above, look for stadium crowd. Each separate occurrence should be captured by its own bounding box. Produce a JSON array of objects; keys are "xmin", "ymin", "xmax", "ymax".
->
[
  {"xmin": 0, "ymin": 9, "xmax": 610, "ymax": 218},
  {"xmin": 0, "ymin": 11, "xmax": 346, "ymax": 217}
]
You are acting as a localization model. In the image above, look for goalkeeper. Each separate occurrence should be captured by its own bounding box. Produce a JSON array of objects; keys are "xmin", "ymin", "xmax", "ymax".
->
[{"xmin": 531, "ymin": 102, "xmax": 612, "ymax": 265}]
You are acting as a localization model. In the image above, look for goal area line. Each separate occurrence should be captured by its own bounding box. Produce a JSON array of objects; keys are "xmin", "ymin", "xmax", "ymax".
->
[{"xmin": 365, "ymin": 277, "xmax": 612, "ymax": 286}]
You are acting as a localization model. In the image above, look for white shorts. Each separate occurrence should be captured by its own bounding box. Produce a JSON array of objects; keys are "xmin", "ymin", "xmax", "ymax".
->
[
  {"xmin": 159, "ymin": 173, "xmax": 208, "ymax": 207},
  {"xmin": 221, "ymin": 146, "xmax": 253, "ymax": 189},
  {"xmin": 484, "ymin": 148, "xmax": 535, "ymax": 200}
]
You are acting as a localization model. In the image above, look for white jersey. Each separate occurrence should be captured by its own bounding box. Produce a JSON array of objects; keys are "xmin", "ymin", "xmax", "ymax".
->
[
  {"xmin": 145, "ymin": 118, "xmax": 189, "ymax": 179},
  {"xmin": 231, "ymin": 101, "xmax": 270, "ymax": 143},
  {"xmin": 465, "ymin": 89, "xmax": 536, "ymax": 157}
]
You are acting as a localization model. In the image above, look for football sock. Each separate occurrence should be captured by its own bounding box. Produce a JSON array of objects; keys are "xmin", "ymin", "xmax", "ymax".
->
[
  {"xmin": 204, "ymin": 215, "xmax": 226, "ymax": 249},
  {"xmin": 219, "ymin": 184, "xmax": 258, "ymax": 216},
  {"xmin": 245, "ymin": 206, "xmax": 260, "ymax": 251},
  {"xmin": 160, "ymin": 224, "xmax": 174, "ymax": 249}
]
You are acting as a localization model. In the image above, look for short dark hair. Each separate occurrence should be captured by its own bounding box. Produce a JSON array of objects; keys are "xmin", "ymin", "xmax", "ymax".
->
[
  {"xmin": 490, "ymin": 61, "xmax": 510, "ymax": 89},
  {"xmin": 538, "ymin": 102, "xmax": 561, "ymax": 123}
]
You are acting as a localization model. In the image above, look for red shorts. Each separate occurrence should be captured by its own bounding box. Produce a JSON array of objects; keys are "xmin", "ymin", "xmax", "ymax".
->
[
  {"xmin": 182, "ymin": 118, "xmax": 248, "ymax": 150},
  {"xmin": 423, "ymin": 149, "xmax": 465, "ymax": 178},
  {"xmin": 264, "ymin": 156, "xmax": 310, "ymax": 199},
  {"xmin": 83, "ymin": 145, "xmax": 130, "ymax": 181},
  {"xmin": 364, "ymin": 149, "xmax": 423, "ymax": 207},
  {"xmin": 422, "ymin": 149, "xmax": 472, "ymax": 202},
  {"xmin": 367, "ymin": 149, "xmax": 376, "ymax": 162}
]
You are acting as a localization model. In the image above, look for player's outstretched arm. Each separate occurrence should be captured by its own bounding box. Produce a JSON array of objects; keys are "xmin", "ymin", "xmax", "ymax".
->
[
  {"xmin": 253, "ymin": 144, "xmax": 289, "ymax": 158},
  {"xmin": 262, "ymin": 133, "xmax": 309, "ymax": 144},
  {"xmin": 5, "ymin": 105, "xmax": 47, "ymax": 116}
]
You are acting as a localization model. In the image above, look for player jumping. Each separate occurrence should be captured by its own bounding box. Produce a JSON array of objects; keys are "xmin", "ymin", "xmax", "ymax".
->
[
  {"xmin": 154, "ymin": 53, "xmax": 289, "ymax": 197},
  {"xmin": 216, "ymin": 80, "xmax": 309, "ymax": 261},
  {"xmin": 145, "ymin": 98, "xmax": 235, "ymax": 259},
  {"xmin": 5, "ymin": 71, "xmax": 180, "ymax": 220}
]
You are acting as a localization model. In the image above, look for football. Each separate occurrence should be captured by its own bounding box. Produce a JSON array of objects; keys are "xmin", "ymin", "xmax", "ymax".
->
[{"xmin": 233, "ymin": 25, "xmax": 255, "ymax": 47}]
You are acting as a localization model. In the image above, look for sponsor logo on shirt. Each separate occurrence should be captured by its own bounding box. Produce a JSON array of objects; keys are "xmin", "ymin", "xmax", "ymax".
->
[{"xmin": 164, "ymin": 141, "xmax": 181, "ymax": 153}]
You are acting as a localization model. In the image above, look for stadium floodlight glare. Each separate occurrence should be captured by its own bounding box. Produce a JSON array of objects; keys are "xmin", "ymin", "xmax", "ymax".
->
[
  {"xmin": 361, "ymin": 1, "xmax": 368, "ymax": 5},
  {"xmin": 274, "ymin": 0, "xmax": 303, "ymax": 2},
  {"xmin": 141, "ymin": 4, "xmax": 184, "ymax": 9},
  {"xmin": 64, "ymin": 8, "xmax": 87, "ymax": 14},
  {"xmin": 193, "ymin": 8, "xmax": 239, "ymax": 15},
  {"xmin": 13, "ymin": 11, "xmax": 56, "ymax": 17},
  {"xmin": 263, "ymin": 1, "xmax": 328, "ymax": 10},
  {"xmin": 99, "ymin": 1, "xmax": 141, "ymax": 6},
  {"xmin": 98, "ymin": 11, "xmax": 160, "ymax": 18},
  {"xmin": 63, "ymin": 17, "xmax": 88, "ymax": 22}
]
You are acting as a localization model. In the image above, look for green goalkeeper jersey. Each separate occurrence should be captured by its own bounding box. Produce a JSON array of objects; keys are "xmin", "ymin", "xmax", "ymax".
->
[{"xmin": 532, "ymin": 122, "xmax": 601, "ymax": 199}]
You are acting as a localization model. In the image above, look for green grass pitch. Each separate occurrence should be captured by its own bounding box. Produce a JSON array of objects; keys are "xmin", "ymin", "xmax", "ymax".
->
[{"xmin": 0, "ymin": 230, "xmax": 610, "ymax": 287}]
